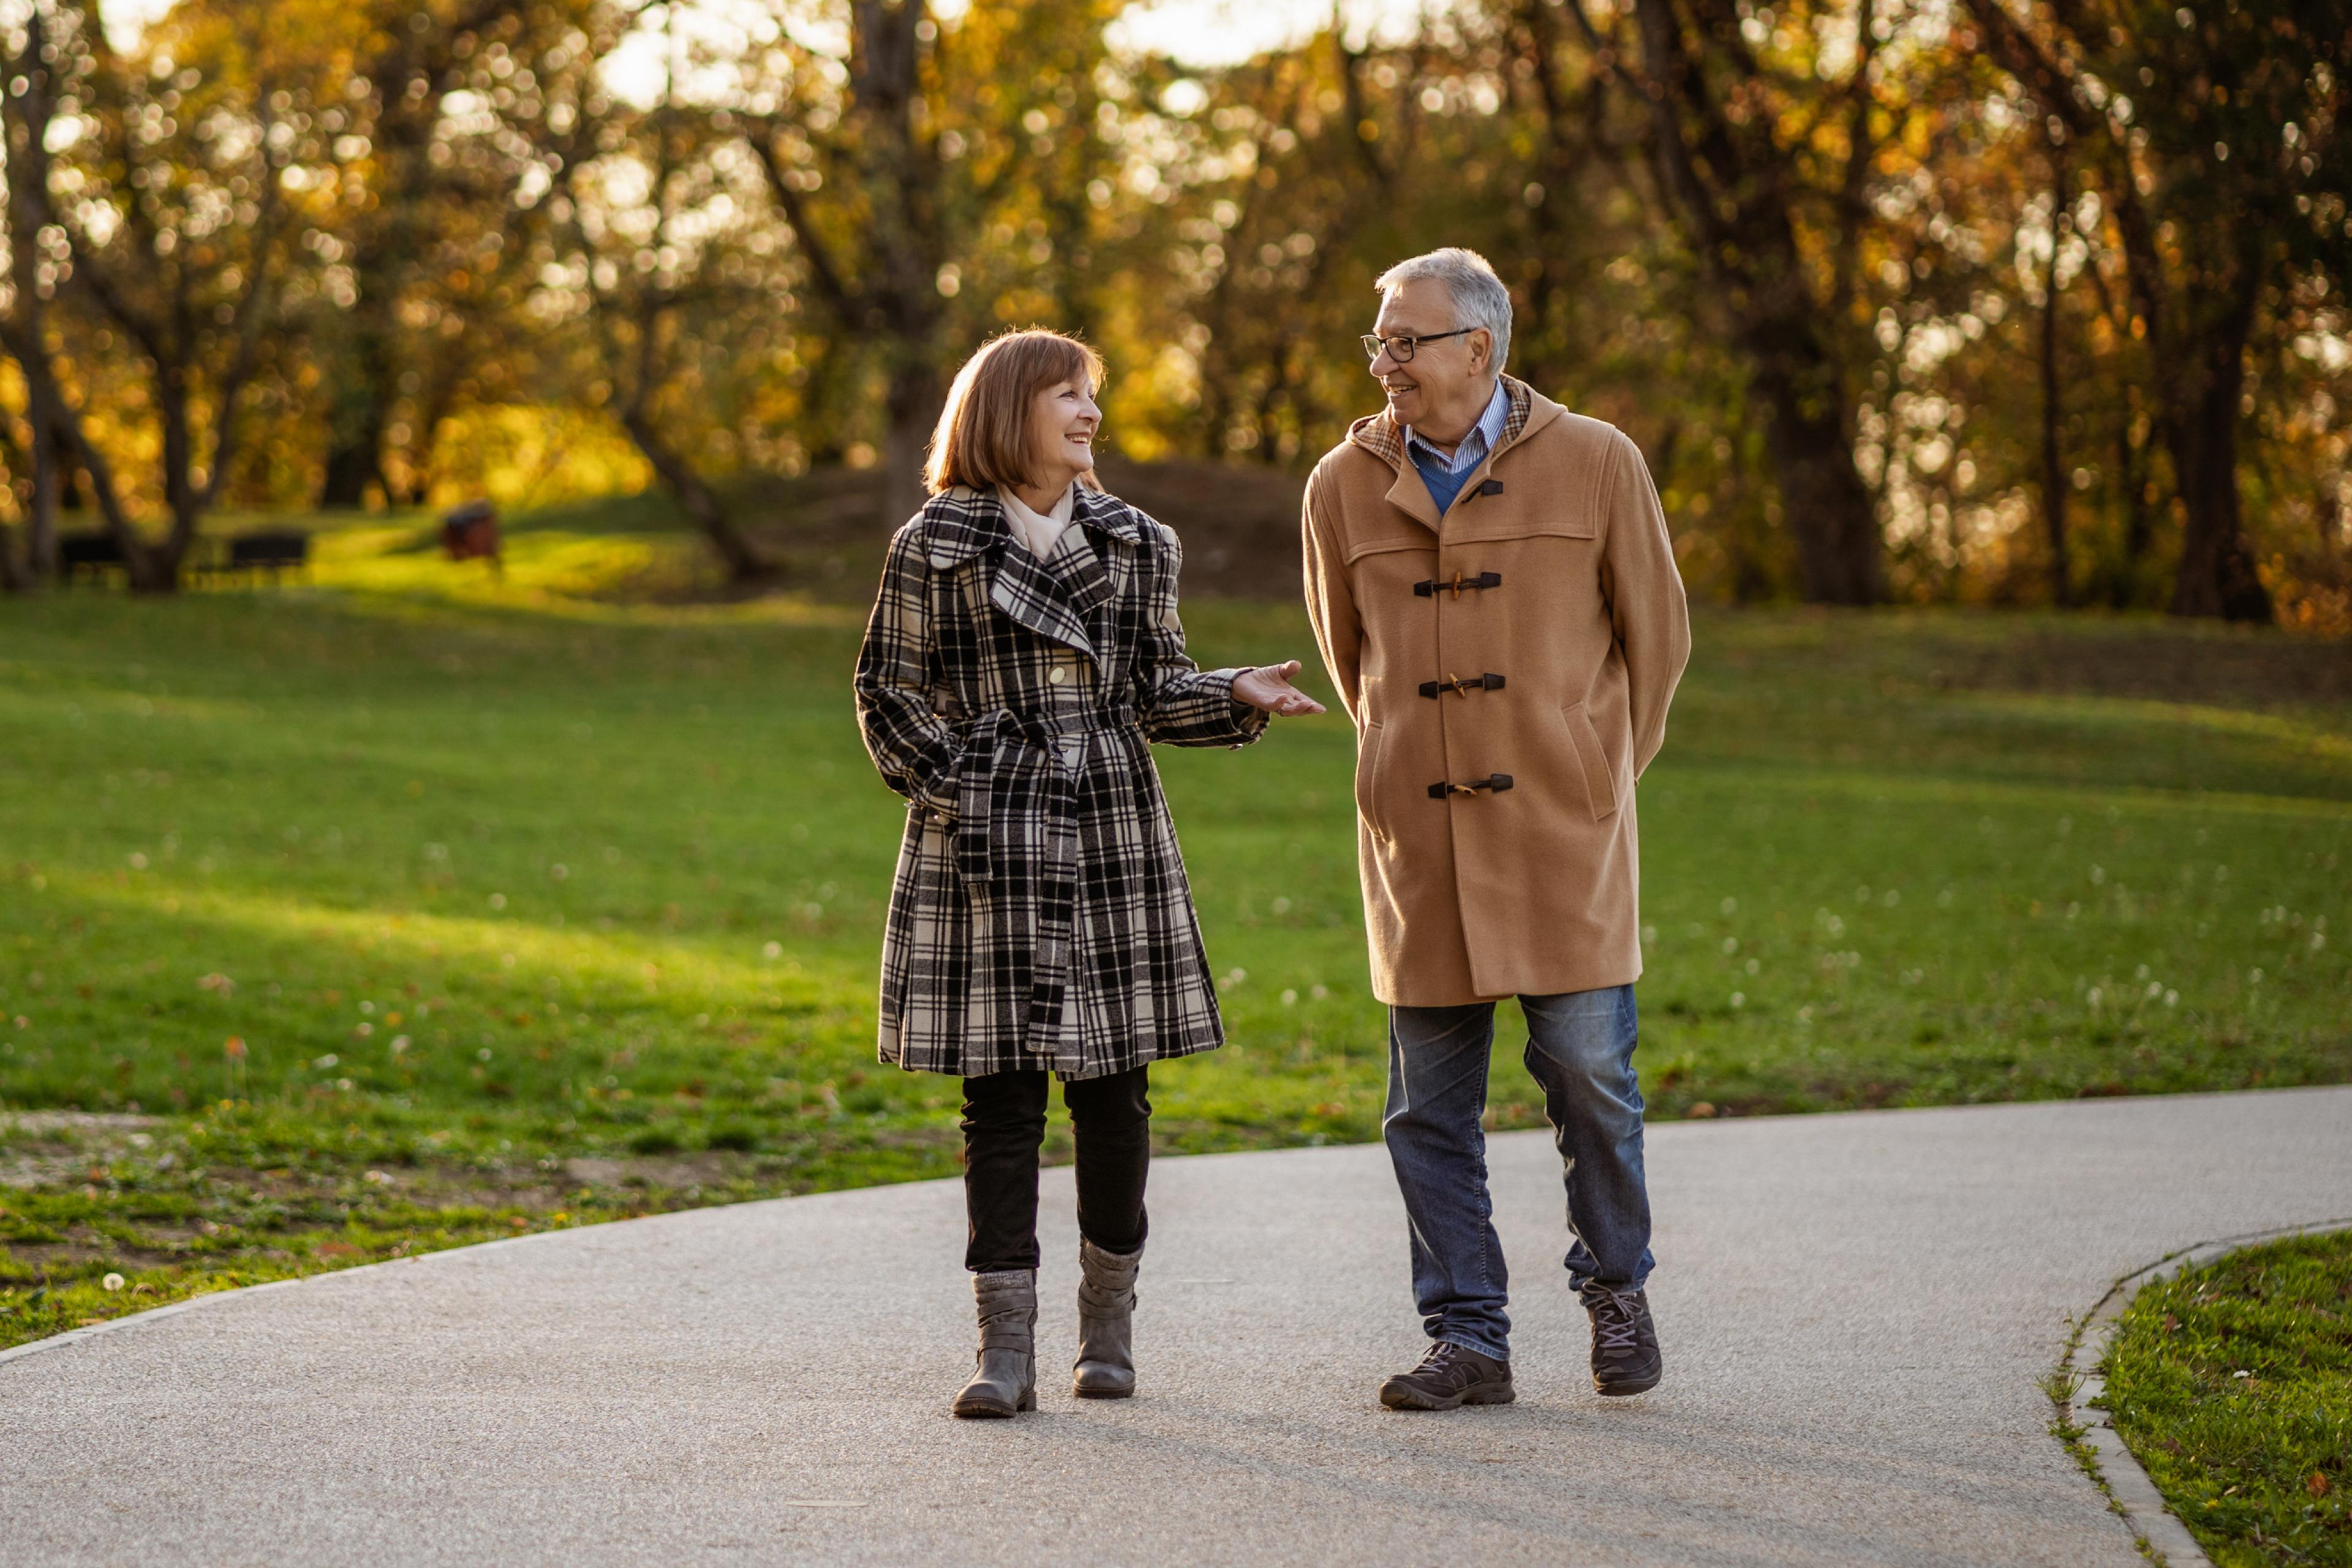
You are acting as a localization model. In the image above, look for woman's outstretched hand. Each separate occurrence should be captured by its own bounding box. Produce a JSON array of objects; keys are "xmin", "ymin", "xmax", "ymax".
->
[{"xmin": 1232, "ymin": 660, "xmax": 1327, "ymax": 718}]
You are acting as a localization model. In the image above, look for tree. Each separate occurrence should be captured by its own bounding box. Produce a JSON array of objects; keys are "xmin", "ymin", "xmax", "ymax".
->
[
  {"xmin": 2036, "ymin": 143, "xmax": 2070, "ymax": 605},
  {"xmin": 737, "ymin": 0, "xmax": 1126, "ymax": 525},
  {"xmin": 1966, "ymin": 0, "xmax": 2348, "ymax": 622},
  {"xmin": 312, "ymin": 0, "xmax": 600, "ymax": 509},
  {"xmin": 1557, "ymin": 0, "xmax": 1896, "ymax": 604},
  {"xmin": 0, "ymin": 8, "xmax": 68, "ymax": 588},
  {"xmin": 0, "ymin": 0, "xmax": 321, "ymax": 590},
  {"xmin": 545, "ymin": 17, "xmax": 777, "ymax": 582}
]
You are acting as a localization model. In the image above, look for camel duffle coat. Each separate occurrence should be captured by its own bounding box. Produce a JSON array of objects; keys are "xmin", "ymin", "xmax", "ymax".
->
[
  {"xmin": 854, "ymin": 483, "xmax": 1267, "ymax": 1080},
  {"xmin": 1301, "ymin": 377, "xmax": 1691, "ymax": 1007}
]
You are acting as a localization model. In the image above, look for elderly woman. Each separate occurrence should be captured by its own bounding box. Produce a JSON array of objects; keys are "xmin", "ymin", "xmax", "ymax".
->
[{"xmin": 854, "ymin": 328, "xmax": 1323, "ymax": 1417}]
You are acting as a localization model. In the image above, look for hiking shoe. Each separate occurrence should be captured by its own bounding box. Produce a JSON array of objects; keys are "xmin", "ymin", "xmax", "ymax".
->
[
  {"xmin": 1378, "ymin": 1341, "xmax": 1515, "ymax": 1411},
  {"xmin": 1581, "ymin": 1283, "xmax": 1662, "ymax": 1396}
]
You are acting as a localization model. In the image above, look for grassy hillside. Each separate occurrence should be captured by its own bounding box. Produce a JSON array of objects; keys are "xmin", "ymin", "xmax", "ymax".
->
[{"xmin": 2, "ymin": 525, "xmax": 2347, "ymax": 1349}]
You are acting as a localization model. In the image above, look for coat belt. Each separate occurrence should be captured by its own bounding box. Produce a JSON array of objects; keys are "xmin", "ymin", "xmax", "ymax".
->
[{"xmin": 953, "ymin": 703, "xmax": 1140, "ymax": 890}]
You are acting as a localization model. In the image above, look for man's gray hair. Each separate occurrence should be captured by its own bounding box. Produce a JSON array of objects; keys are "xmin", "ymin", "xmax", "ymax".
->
[{"xmin": 1375, "ymin": 247, "xmax": 1512, "ymax": 374}]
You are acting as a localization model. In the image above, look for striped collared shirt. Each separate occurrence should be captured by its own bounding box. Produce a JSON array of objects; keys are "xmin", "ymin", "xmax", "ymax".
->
[{"xmin": 1403, "ymin": 379, "xmax": 1510, "ymax": 515}]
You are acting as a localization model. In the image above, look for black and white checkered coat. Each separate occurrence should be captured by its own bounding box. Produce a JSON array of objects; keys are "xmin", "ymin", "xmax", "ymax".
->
[{"xmin": 854, "ymin": 483, "xmax": 1267, "ymax": 1080}]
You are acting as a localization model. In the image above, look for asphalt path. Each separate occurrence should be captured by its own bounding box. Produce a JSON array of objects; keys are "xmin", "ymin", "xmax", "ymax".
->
[{"xmin": 6, "ymin": 1086, "xmax": 2350, "ymax": 1566}]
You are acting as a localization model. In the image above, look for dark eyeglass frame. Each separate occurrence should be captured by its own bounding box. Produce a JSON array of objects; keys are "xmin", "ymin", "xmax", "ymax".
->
[{"xmin": 1360, "ymin": 327, "xmax": 1477, "ymax": 364}]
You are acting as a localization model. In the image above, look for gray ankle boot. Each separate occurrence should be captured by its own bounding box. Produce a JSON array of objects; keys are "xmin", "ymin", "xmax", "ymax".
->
[
  {"xmin": 1072, "ymin": 1239, "xmax": 1142, "ymax": 1399},
  {"xmin": 952, "ymin": 1269, "xmax": 1036, "ymax": 1418}
]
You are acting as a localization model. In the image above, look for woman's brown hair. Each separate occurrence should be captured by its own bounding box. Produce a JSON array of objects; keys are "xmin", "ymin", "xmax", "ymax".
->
[{"xmin": 924, "ymin": 329, "xmax": 1107, "ymax": 496}]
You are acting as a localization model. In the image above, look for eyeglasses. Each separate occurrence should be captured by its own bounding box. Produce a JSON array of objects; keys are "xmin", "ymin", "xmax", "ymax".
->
[{"xmin": 1360, "ymin": 328, "xmax": 1476, "ymax": 364}]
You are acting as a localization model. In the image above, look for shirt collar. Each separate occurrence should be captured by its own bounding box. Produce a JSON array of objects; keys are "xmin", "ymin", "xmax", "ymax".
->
[{"xmin": 1403, "ymin": 378, "xmax": 1509, "ymax": 474}]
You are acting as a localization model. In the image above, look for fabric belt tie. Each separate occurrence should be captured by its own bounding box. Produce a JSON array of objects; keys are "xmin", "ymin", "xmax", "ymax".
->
[
  {"xmin": 954, "ymin": 703, "xmax": 1140, "ymax": 890},
  {"xmin": 952, "ymin": 702, "xmax": 1140, "ymax": 1049}
]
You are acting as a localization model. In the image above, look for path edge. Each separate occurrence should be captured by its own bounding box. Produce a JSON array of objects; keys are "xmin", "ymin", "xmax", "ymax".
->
[
  {"xmin": 0, "ymin": 1168, "xmax": 976, "ymax": 1374},
  {"xmin": 2056, "ymin": 1215, "xmax": 2352, "ymax": 1568},
  {"xmin": 0, "ymin": 1223, "xmax": 586, "ymax": 1374}
]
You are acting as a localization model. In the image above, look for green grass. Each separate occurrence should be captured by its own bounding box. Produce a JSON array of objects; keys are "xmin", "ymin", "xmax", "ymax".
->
[
  {"xmin": 2101, "ymin": 1230, "xmax": 2352, "ymax": 1566},
  {"xmin": 2, "ymin": 521, "xmax": 2349, "ymax": 1352}
]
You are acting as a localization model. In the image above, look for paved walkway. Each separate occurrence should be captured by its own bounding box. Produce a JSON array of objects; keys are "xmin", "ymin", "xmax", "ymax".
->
[{"xmin": 5, "ymin": 1087, "xmax": 2350, "ymax": 1566}]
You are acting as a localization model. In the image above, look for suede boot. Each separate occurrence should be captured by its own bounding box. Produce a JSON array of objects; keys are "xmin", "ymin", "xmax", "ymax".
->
[
  {"xmin": 1072, "ymin": 1238, "xmax": 1142, "ymax": 1399},
  {"xmin": 952, "ymin": 1269, "xmax": 1036, "ymax": 1418}
]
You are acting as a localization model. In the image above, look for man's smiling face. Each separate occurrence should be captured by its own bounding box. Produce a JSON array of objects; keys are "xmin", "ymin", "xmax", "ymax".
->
[{"xmin": 1368, "ymin": 276, "xmax": 1489, "ymax": 440}]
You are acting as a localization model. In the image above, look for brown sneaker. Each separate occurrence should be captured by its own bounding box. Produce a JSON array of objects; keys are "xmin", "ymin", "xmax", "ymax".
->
[{"xmin": 1377, "ymin": 1341, "xmax": 1515, "ymax": 1411}]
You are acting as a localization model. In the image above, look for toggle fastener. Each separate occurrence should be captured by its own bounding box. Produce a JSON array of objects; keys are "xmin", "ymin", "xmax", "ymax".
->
[
  {"xmin": 1412, "ymin": 571, "xmax": 1502, "ymax": 599},
  {"xmin": 1419, "ymin": 672, "xmax": 1506, "ymax": 699},
  {"xmin": 1427, "ymin": 774, "xmax": 1515, "ymax": 799}
]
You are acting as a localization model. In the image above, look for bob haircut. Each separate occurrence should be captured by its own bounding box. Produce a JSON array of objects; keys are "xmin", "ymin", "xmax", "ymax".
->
[{"xmin": 924, "ymin": 329, "xmax": 1107, "ymax": 496}]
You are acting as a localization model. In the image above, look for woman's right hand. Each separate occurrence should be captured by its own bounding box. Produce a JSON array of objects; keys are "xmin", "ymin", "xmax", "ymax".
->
[{"xmin": 1232, "ymin": 660, "xmax": 1327, "ymax": 717}]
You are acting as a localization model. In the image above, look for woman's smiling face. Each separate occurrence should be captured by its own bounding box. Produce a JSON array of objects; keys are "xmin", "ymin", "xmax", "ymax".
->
[{"xmin": 1030, "ymin": 374, "xmax": 1101, "ymax": 484}]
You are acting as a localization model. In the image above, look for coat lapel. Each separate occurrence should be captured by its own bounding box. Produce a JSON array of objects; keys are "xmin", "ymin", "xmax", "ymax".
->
[
  {"xmin": 1065, "ymin": 487, "xmax": 1136, "ymax": 617},
  {"xmin": 992, "ymin": 535, "xmax": 1098, "ymax": 658},
  {"xmin": 924, "ymin": 486, "xmax": 1099, "ymax": 658}
]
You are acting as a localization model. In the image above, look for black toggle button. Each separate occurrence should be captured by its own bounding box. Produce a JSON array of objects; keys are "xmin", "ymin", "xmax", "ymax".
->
[
  {"xmin": 1412, "ymin": 571, "xmax": 1503, "ymax": 598},
  {"xmin": 1476, "ymin": 479, "xmax": 1504, "ymax": 497},
  {"xmin": 1418, "ymin": 672, "xmax": 1507, "ymax": 699},
  {"xmin": 1427, "ymin": 773, "xmax": 1515, "ymax": 799}
]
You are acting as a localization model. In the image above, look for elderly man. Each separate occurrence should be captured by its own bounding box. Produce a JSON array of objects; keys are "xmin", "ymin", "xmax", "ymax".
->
[{"xmin": 1301, "ymin": 247, "xmax": 1691, "ymax": 1411}]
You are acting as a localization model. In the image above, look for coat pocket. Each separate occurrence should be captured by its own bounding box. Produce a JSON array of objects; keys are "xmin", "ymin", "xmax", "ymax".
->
[
  {"xmin": 1354, "ymin": 719, "xmax": 1394, "ymax": 842},
  {"xmin": 1561, "ymin": 703, "xmax": 1620, "ymax": 821}
]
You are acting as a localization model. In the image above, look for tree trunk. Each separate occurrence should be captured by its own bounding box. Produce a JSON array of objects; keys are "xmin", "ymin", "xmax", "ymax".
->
[
  {"xmin": 881, "ymin": 356, "xmax": 938, "ymax": 530},
  {"xmin": 2165, "ymin": 375, "xmax": 2269, "ymax": 622},
  {"xmin": 1626, "ymin": 0, "xmax": 1883, "ymax": 606},
  {"xmin": 319, "ymin": 424, "xmax": 388, "ymax": 509},
  {"xmin": 15, "ymin": 352, "xmax": 66, "ymax": 586},
  {"xmin": 24, "ymin": 401, "xmax": 60, "ymax": 586},
  {"xmin": 620, "ymin": 409, "xmax": 774, "ymax": 584},
  {"xmin": 2038, "ymin": 156, "xmax": 2070, "ymax": 608},
  {"xmin": 318, "ymin": 300, "xmax": 397, "ymax": 507},
  {"xmin": 1749, "ymin": 360, "xmax": 1883, "ymax": 605},
  {"xmin": 2164, "ymin": 273, "xmax": 2270, "ymax": 622},
  {"xmin": 50, "ymin": 422, "xmax": 80, "ymax": 516}
]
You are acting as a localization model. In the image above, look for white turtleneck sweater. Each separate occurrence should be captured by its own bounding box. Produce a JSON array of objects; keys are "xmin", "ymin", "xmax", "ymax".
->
[{"xmin": 997, "ymin": 481, "xmax": 1076, "ymax": 562}]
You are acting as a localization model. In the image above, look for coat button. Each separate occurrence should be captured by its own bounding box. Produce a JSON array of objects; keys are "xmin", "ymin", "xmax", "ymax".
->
[{"xmin": 1047, "ymin": 667, "xmax": 1068, "ymax": 685}]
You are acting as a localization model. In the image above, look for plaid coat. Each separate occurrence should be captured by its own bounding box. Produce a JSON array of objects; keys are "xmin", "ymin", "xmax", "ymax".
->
[{"xmin": 853, "ymin": 483, "xmax": 1268, "ymax": 1080}]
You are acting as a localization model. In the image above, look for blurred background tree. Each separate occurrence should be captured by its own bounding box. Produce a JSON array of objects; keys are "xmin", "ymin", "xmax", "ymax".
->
[{"xmin": 0, "ymin": 0, "xmax": 2343, "ymax": 625}]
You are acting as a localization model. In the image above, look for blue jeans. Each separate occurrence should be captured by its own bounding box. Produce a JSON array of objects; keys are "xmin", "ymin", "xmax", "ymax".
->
[{"xmin": 1382, "ymin": 986, "xmax": 1653, "ymax": 1362}]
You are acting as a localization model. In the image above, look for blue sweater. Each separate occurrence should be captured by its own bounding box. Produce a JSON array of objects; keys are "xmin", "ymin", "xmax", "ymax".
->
[{"xmin": 1404, "ymin": 380, "xmax": 1510, "ymax": 518}]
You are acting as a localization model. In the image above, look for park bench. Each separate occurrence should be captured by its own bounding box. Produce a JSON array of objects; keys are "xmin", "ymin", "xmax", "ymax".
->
[
  {"xmin": 55, "ymin": 529, "xmax": 312, "ymax": 588},
  {"xmin": 56, "ymin": 532, "xmax": 125, "ymax": 585},
  {"xmin": 222, "ymin": 530, "xmax": 310, "ymax": 582}
]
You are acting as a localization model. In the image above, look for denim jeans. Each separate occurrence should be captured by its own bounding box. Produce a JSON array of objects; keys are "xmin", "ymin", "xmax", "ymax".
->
[{"xmin": 1382, "ymin": 986, "xmax": 1653, "ymax": 1361}]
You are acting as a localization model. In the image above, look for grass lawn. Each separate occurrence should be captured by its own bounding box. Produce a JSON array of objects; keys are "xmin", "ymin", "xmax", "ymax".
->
[
  {"xmin": 2, "ymin": 512, "xmax": 2348, "ymax": 1351},
  {"xmin": 2101, "ymin": 1229, "xmax": 2352, "ymax": 1566}
]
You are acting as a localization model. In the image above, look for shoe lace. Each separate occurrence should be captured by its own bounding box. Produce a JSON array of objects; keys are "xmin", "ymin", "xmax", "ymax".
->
[
  {"xmin": 1587, "ymin": 1287, "xmax": 1643, "ymax": 1354},
  {"xmin": 1417, "ymin": 1341, "xmax": 1477, "ymax": 1378}
]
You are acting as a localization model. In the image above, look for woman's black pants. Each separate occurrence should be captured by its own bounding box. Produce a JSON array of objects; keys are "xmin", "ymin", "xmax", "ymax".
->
[{"xmin": 962, "ymin": 1066, "xmax": 1150, "ymax": 1274}]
